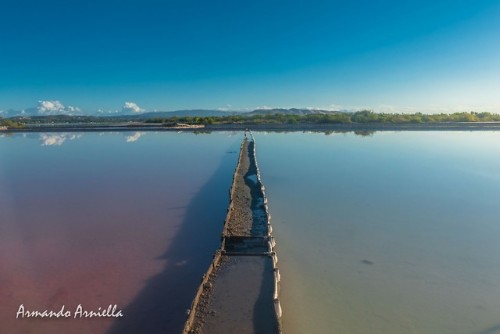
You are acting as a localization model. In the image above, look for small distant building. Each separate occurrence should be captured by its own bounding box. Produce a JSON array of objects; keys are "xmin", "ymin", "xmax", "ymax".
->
[{"xmin": 173, "ymin": 123, "xmax": 205, "ymax": 129}]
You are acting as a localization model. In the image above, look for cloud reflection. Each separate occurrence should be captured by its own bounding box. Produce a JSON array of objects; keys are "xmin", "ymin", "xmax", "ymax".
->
[
  {"xmin": 125, "ymin": 132, "xmax": 144, "ymax": 143},
  {"xmin": 40, "ymin": 133, "xmax": 82, "ymax": 146}
]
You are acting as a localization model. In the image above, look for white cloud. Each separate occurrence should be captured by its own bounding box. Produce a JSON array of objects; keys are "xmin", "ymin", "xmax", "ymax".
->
[
  {"xmin": 218, "ymin": 104, "xmax": 233, "ymax": 111},
  {"xmin": 37, "ymin": 100, "xmax": 80, "ymax": 115},
  {"xmin": 97, "ymin": 109, "xmax": 120, "ymax": 114},
  {"xmin": 255, "ymin": 105, "xmax": 273, "ymax": 110},
  {"xmin": 302, "ymin": 105, "xmax": 343, "ymax": 111},
  {"xmin": 40, "ymin": 133, "xmax": 82, "ymax": 146},
  {"xmin": 122, "ymin": 102, "xmax": 145, "ymax": 113},
  {"xmin": 327, "ymin": 104, "xmax": 344, "ymax": 111},
  {"xmin": 126, "ymin": 132, "xmax": 144, "ymax": 143}
]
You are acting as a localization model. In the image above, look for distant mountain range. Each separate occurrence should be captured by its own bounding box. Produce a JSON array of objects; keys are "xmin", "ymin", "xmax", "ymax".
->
[
  {"xmin": 0, "ymin": 109, "xmax": 36, "ymax": 118},
  {"xmin": 126, "ymin": 109, "xmax": 239, "ymax": 118},
  {"xmin": 0, "ymin": 108, "xmax": 231, "ymax": 118},
  {"xmin": 247, "ymin": 108, "xmax": 339, "ymax": 116},
  {"xmin": 2, "ymin": 108, "xmax": 341, "ymax": 119}
]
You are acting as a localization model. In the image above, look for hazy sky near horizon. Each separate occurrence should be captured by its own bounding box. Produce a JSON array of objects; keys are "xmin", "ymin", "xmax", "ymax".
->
[{"xmin": 1, "ymin": 0, "xmax": 499, "ymax": 113}]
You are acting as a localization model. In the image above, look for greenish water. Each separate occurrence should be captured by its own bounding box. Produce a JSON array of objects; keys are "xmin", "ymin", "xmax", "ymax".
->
[{"xmin": 256, "ymin": 131, "xmax": 500, "ymax": 334}]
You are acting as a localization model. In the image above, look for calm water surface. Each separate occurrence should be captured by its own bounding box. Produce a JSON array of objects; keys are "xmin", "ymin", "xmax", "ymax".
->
[
  {"xmin": 2, "ymin": 130, "xmax": 500, "ymax": 334},
  {"xmin": 0, "ymin": 131, "xmax": 240, "ymax": 334},
  {"xmin": 256, "ymin": 131, "xmax": 500, "ymax": 334}
]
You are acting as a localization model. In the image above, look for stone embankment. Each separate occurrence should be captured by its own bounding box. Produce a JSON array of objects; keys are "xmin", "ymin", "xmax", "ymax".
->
[{"xmin": 183, "ymin": 131, "xmax": 282, "ymax": 334}]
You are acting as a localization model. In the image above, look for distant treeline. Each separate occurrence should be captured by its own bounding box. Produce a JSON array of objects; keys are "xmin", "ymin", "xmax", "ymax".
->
[
  {"xmin": 0, "ymin": 119, "xmax": 24, "ymax": 128},
  {"xmin": 145, "ymin": 111, "xmax": 500, "ymax": 125},
  {"xmin": 2, "ymin": 111, "xmax": 500, "ymax": 128}
]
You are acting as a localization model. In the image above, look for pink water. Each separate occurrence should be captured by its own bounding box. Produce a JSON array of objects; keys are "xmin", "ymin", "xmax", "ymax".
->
[{"xmin": 0, "ymin": 131, "xmax": 240, "ymax": 333}]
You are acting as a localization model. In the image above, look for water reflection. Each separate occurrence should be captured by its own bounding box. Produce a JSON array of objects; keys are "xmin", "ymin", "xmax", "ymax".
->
[
  {"xmin": 256, "ymin": 131, "xmax": 500, "ymax": 334},
  {"xmin": 0, "ymin": 131, "xmax": 240, "ymax": 334},
  {"xmin": 40, "ymin": 133, "xmax": 82, "ymax": 146},
  {"xmin": 125, "ymin": 132, "xmax": 144, "ymax": 143},
  {"xmin": 255, "ymin": 130, "xmax": 378, "ymax": 137},
  {"xmin": 353, "ymin": 130, "xmax": 375, "ymax": 137}
]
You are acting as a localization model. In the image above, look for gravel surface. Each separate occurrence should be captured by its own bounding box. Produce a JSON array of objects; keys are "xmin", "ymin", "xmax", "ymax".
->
[
  {"xmin": 186, "ymin": 136, "xmax": 279, "ymax": 334},
  {"xmin": 226, "ymin": 139, "xmax": 254, "ymax": 236}
]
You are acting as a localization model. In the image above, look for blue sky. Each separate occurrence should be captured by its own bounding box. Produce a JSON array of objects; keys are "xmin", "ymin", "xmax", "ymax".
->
[{"xmin": 0, "ymin": 0, "xmax": 499, "ymax": 114}]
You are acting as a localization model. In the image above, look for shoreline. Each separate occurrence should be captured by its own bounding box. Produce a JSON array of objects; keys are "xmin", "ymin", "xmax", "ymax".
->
[{"xmin": 2, "ymin": 122, "xmax": 500, "ymax": 133}]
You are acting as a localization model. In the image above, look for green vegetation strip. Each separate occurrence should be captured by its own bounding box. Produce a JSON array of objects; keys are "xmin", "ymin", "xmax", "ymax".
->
[
  {"xmin": 139, "ymin": 111, "xmax": 500, "ymax": 125},
  {"xmin": 3, "ymin": 110, "xmax": 500, "ymax": 129}
]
